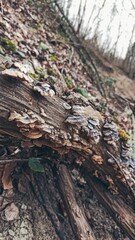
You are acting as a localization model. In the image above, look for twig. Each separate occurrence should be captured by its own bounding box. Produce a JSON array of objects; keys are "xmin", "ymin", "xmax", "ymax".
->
[
  {"xmin": 49, "ymin": 39, "xmax": 69, "ymax": 48},
  {"xmin": 0, "ymin": 157, "xmax": 50, "ymax": 164},
  {"xmin": 69, "ymin": 47, "xmax": 74, "ymax": 66},
  {"xmin": 0, "ymin": 159, "xmax": 29, "ymax": 164}
]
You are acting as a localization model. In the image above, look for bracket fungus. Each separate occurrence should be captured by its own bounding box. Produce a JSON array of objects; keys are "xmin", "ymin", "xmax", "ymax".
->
[{"xmin": 33, "ymin": 82, "xmax": 55, "ymax": 97}]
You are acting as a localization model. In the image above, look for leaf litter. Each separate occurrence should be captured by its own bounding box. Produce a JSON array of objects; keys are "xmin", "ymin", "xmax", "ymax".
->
[{"xmin": 0, "ymin": 0, "xmax": 134, "ymax": 239}]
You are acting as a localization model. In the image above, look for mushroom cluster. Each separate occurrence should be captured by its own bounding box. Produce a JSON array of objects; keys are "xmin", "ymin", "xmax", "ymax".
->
[
  {"xmin": 65, "ymin": 115, "xmax": 87, "ymax": 126},
  {"xmin": 65, "ymin": 105, "xmax": 102, "ymax": 143},
  {"xmin": 86, "ymin": 118, "xmax": 101, "ymax": 143},
  {"xmin": 8, "ymin": 110, "xmax": 54, "ymax": 139},
  {"xmin": 34, "ymin": 83, "xmax": 55, "ymax": 97},
  {"xmin": 121, "ymin": 141, "xmax": 131, "ymax": 161},
  {"xmin": 102, "ymin": 120, "xmax": 119, "ymax": 146},
  {"xmin": 65, "ymin": 105, "xmax": 87, "ymax": 126}
]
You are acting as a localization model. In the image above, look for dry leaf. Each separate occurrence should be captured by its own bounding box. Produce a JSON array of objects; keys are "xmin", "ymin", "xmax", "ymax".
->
[
  {"xmin": 2, "ymin": 163, "xmax": 16, "ymax": 190},
  {"xmin": 0, "ymin": 189, "xmax": 14, "ymax": 210},
  {"xmin": 5, "ymin": 203, "xmax": 19, "ymax": 221},
  {"xmin": 2, "ymin": 68, "xmax": 34, "ymax": 83},
  {"xmin": 14, "ymin": 61, "xmax": 35, "ymax": 74},
  {"xmin": 91, "ymin": 155, "xmax": 104, "ymax": 165}
]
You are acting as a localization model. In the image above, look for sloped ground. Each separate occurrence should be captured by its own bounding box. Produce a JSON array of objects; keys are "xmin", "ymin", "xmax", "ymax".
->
[
  {"xmin": 101, "ymin": 67, "xmax": 135, "ymax": 102},
  {"xmin": 84, "ymin": 38, "xmax": 135, "ymax": 102},
  {"xmin": 0, "ymin": 0, "xmax": 133, "ymax": 239}
]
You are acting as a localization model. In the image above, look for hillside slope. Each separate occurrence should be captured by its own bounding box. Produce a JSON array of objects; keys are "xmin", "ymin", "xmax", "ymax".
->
[{"xmin": 0, "ymin": 1, "xmax": 134, "ymax": 240}]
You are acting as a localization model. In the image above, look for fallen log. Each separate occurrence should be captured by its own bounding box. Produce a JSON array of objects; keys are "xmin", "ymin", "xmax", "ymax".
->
[
  {"xmin": 0, "ymin": 73, "xmax": 135, "ymax": 239},
  {"xmin": 0, "ymin": 74, "xmax": 134, "ymax": 201}
]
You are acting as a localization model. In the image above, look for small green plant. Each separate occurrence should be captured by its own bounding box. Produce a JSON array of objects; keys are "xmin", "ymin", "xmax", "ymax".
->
[
  {"xmin": 38, "ymin": 42, "xmax": 50, "ymax": 51},
  {"xmin": 76, "ymin": 87, "xmax": 88, "ymax": 97},
  {"xmin": 27, "ymin": 0, "xmax": 33, "ymax": 5},
  {"xmin": 0, "ymin": 37, "xmax": 17, "ymax": 52},
  {"xmin": 105, "ymin": 78, "xmax": 117, "ymax": 87},
  {"xmin": 49, "ymin": 55, "xmax": 57, "ymax": 61},
  {"xmin": 29, "ymin": 68, "xmax": 47, "ymax": 80},
  {"xmin": 47, "ymin": 68, "xmax": 55, "ymax": 76},
  {"xmin": 28, "ymin": 158, "xmax": 45, "ymax": 172},
  {"xmin": 36, "ymin": 68, "xmax": 47, "ymax": 78},
  {"xmin": 29, "ymin": 72, "xmax": 38, "ymax": 79},
  {"xmin": 64, "ymin": 76, "xmax": 73, "ymax": 88}
]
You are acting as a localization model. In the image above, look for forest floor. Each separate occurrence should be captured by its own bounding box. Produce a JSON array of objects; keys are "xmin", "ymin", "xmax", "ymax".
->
[
  {"xmin": 101, "ymin": 65, "xmax": 135, "ymax": 101},
  {"xmin": 0, "ymin": 0, "xmax": 134, "ymax": 239}
]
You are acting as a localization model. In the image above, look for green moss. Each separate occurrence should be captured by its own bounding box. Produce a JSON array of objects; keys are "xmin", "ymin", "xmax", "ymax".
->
[{"xmin": 76, "ymin": 87, "xmax": 88, "ymax": 97}]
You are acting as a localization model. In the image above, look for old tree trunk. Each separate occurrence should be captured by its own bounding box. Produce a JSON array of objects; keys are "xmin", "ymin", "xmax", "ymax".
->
[{"xmin": 0, "ymin": 1, "xmax": 135, "ymax": 240}]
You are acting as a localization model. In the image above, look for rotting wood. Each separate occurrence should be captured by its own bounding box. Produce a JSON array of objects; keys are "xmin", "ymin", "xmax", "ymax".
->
[
  {"xmin": 0, "ymin": 74, "xmax": 135, "ymax": 239},
  {"xmin": 85, "ymin": 175, "xmax": 135, "ymax": 240},
  {"xmin": 58, "ymin": 164, "xmax": 96, "ymax": 240},
  {"xmin": 0, "ymin": 74, "xmax": 134, "ymax": 205}
]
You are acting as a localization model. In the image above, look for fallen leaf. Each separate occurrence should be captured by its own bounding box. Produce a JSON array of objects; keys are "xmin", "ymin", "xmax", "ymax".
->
[
  {"xmin": 5, "ymin": 203, "xmax": 19, "ymax": 221},
  {"xmin": 14, "ymin": 61, "xmax": 35, "ymax": 74},
  {"xmin": 28, "ymin": 158, "xmax": 45, "ymax": 172},
  {"xmin": 2, "ymin": 163, "xmax": 16, "ymax": 190},
  {"xmin": 2, "ymin": 68, "xmax": 34, "ymax": 83},
  {"xmin": 76, "ymin": 87, "xmax": 88, "ymax": 97}
]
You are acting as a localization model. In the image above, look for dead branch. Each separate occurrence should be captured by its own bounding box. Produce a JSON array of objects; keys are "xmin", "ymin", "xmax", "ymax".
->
[{"xmin": 58, "ymin": 164, "xmax": 96, "ymax": 240}]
